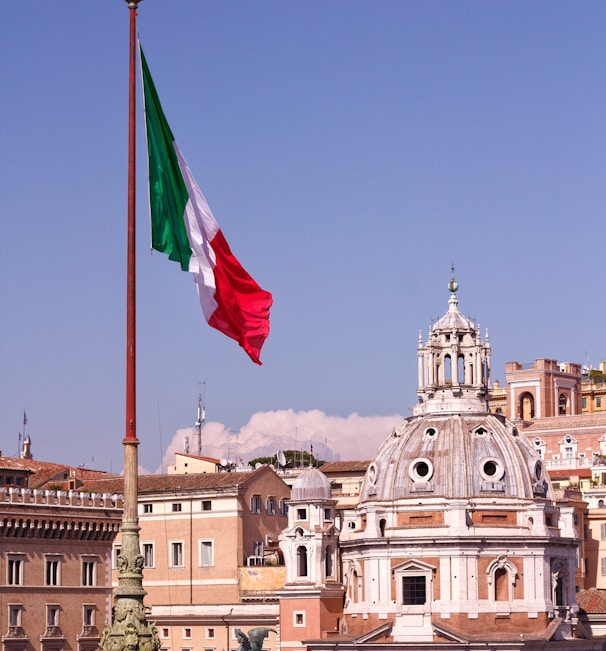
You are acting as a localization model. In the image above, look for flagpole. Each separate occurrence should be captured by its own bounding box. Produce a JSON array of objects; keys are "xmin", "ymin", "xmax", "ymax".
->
[{"xmin": 101, "ymin": 2, "xmax": 159, "ymax": 650}]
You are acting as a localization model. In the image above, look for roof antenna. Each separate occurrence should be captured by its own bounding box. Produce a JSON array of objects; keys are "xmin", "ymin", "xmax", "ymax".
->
[{"xmin": 195, "ymin": 381, "xmax": 206, "ymax": 456}]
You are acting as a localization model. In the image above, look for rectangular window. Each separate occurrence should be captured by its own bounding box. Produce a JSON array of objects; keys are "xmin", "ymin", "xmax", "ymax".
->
[
  {"xmin": 598, "ymin": 397, "xmax": 603, "ymax": 408},
  {"xmin": 183, "ymin": 628, "xmax": 192, "ymax": 639},
  {"xmin": 207, "ymin": 628, "xmax": 215, "ymax": 639},
  {"xmin": 82, "ymin": 560, "xmax": 96, "ymax": 586},
  {"xmin": 601, "ymin": 557, "xmax": 606, "ymax": 577},
  {"xmin": 171, "ymin": 542, "xmax": 184, "ymax": 567},
  {"xmin": 200, "ymin": 540, "xmax": 214, "ymax": 567},
  {"xmin": 9, "ymin": 605, "xmax": 22, "ymax": 627},
  {"xmin": 113, "ymin": 545, "xmax": 122, "ymax": 569},
  {"xmin": 293, "ymin": 611, "xmax": 306, "ymax": 627},
  {"xmin": 279, "ymin": 499, "xmax": 288, "ymax": 516},
  {"xmin": 402, "ymin": 576, "xmax": 427, "ymax": 605},
  {"xmin": 143, "ymin": 503, "xmax": 153, "ymax": 514},
  {"xmin": 83, "ymin": 605, "xmax": 95, "ymax": 627},
  {"xmin": 250, "ymin": 494, "xmax": 261, "ymax": 513},
  {"xmin": 46, "ymin": 558, "xmax": 60, "ymax": 586},
  {"xmin": 7, "ymin": 558, "xmax": 23, "ymax": 585},
  {"xmin": 266, "ymin": 497, "xmax": 276, "ymax": 515},
  {"xmin": 253, "ymin": 540, "xmax": 263, "ymax": 557},
  {"xmin": 296, "ymin": 507, "xmax": 307, "ymax": 521},
  {"xmin": 47, "ymin": 605, "xmax": 59, "ymax": 626},
  {"xmin": 601, "ymin": 523, "xmax": 606, "ymax": 541},
  {"xmin": 162, "ymin": 628, "xmax": 170, "ymax": 638},
  {"xmin": 172, "ymin": 503, "xmax": 182, "ymax": 512},
  {"xmin": 324, "ymin": 508, "xmax": 333, "ymax": 521},
  {"xmin": 202, "ymin": 500, "xmax": 212, "ymax": 511},
  {"xmin": 143, "ymin": 543, "xmax": 155, "ymax": 568},
  {"xmin": 582, "ymin": 397, "xmax": 587, "ymax": 409}
]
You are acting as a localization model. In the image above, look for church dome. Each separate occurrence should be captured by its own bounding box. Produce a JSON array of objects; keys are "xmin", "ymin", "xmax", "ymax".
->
[
  {"xmin": 361, "ymin": 412, "xmax": 548, "ymax": 502},
  {"xmin": 361, "ymin": 271, "xmax": 549, "ymax": 503},
  {"xmin": 291, "ymin": 467, "xmax": 332, "ymax": 501}
]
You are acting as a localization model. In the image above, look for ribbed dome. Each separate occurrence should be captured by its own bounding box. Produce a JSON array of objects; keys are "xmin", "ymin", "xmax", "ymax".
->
[
  {"xmin": 432, "ymin": 296, "xmax": 475, "ymax": 331},
  {"xmin": 361, "ymin": 413, "xmax": 548, "ymax": 502},
  {"xmin": 291, "ymin": 467, "xmax": 332, "ymax": 501}
]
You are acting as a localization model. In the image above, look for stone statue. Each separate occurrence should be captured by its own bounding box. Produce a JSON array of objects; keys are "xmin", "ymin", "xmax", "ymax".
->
[{"xmin": 234, "ymin": 627, "xmax": 276, "ymax": 651}]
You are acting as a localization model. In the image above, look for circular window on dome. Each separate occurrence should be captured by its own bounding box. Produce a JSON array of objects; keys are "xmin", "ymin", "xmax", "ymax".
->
[
  {"xmin": 480, "ymin": 457, "xmax": 504, "ymax": 481},
  {"xmin": 534, "ymin": 437, "xmax": 541, "ymax": 446},
  {"xmin": 408, "ymin": 457, "xmax": 434, "ymax": 483},
  {"xmin": 534, "ymin": 460, "xmax": 543, "ymax": 482},
  {"xmin": 425, "ymin": 427, "xmax": 438, "ymax": 439},
  {"xmin": 367, "ymin": 463, "xmax": 378, "ymax": 485}
]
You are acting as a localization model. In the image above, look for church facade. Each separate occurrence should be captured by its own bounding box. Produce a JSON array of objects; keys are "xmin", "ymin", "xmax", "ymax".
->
[{"xmin": 279, "ymin": 277, "xmax": 599, "ymax": 649}]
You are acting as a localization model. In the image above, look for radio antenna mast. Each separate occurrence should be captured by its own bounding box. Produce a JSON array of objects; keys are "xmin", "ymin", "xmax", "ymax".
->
[{"xmin": 195, "ymin": 381, "xmax": 206, "ymax": 456}]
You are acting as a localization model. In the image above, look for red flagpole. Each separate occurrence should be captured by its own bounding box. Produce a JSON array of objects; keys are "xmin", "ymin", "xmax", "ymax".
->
[
  {"xmin": 125, "ymin": 1, "xmax": 137, "ymax": 447},
  {"xmin": 100, "ymin": 3, "xmax": 159, "ymax": 648}
]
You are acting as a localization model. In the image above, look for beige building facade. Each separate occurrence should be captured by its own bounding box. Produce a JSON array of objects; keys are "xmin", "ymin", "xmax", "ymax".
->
[{"xmin": 86, "ymin": 465, "xmax": 290, "ymax": 651}]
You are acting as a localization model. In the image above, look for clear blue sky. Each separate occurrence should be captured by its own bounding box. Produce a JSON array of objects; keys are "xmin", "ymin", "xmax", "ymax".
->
[{"xmin": 1, "ymin": 1, "xmax": 604, "ymax": 473}]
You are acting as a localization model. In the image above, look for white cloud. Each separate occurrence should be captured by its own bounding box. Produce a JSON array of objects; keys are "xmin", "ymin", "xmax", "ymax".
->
[{"xmin": 152, "ymin": 409, "xmax": 403, "ymax": 474}]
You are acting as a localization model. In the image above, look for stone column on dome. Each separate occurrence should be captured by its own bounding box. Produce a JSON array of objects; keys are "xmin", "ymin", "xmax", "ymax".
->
[
  {"xmin": 417, "ymin": 330, "xmax": 425, "ymax": 389},
  {"xmin": 474, "ymin": 330, "xmax": 481, "ymax": 389},
  {"xmin": 484, "ymin": 329, "xmax": 491, "ymax": 388},
  {"xmin": 451, "ymin": 329, "xmax": 459, "ymax": 385}
]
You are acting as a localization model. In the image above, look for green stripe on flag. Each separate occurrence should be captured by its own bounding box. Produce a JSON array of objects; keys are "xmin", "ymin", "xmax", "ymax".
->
[{"xmin": 141, "ymin": 47, "xmax": 192, "ymax": 271}]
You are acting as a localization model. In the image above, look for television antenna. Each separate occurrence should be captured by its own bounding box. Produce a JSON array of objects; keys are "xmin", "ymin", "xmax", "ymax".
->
[{"xmin": 195, "ymin": 381, "xmax": 206, "ymax": 456}]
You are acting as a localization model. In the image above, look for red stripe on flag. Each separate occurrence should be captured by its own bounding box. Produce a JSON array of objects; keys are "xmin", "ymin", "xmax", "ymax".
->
[{"xmin": 207, "ymin": 230, "xmax": 272, "ymax": 365}]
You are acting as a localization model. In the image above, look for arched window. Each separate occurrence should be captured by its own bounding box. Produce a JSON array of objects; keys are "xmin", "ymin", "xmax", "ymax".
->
[
  {"xmin": 552, "ymin": 560, "xmax": 568, "ymax": 607},
  {"xmin": 555, "ymin": 575, "xmax": 564, "ymax": 606},
  {"xmin": 457, "ymin": 355, "xmax": 464, "ymax": 384},
  {"xmin": 325, "ymin": 545, "xmax": 333, "ymax": 578},
  {"xmin": 519, "ymin": 392, "xmax": 535, "ymax": 420},
  {"xmin": 444, "ymin": 355, "xmax": 452, "ymax": 383},
  {"xmin": 379, "ymin": 518, "xmax": 386, "ymax": 537},
  {"xmin": 297, "ymin": 545, "xmax": 308, "ymax": 577},
  {"xmin": 352, "ymin": 569, "xmax": 360, "ymax": 603},
  {"xmin": 486, "ymin": 558, "xmax": 517, "ymax": 602},
  {"xmin": 494, "ymin": 567, "xmax": 508, "ymax": 601}
]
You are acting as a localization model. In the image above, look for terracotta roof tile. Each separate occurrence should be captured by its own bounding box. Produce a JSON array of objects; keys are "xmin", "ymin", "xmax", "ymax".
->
[
  {"xmin": 0, "ymin": 456, "xmax": 117, "ymax": 489},
  {"xmin": 577, "ymin": 588, "xmax": 606, "ymax": 614},
  {"xmin": 83, "ymin": 466, "xmax": 276, "ymax": 496},
  {"xmin": 521, "ymin": 413, "xmax": 606, "ymax": 433},
  {"xmin": 318, "ymin": 461, "xmax": 371, "ymax": 473}
]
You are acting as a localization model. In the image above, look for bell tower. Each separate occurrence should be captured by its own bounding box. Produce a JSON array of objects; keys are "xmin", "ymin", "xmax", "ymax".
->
[{"xmin": 278, "ymin": 468, "xmax": 344, "ymax": 651}]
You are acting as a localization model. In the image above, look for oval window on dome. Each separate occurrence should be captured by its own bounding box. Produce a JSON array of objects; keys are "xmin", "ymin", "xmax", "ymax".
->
[
  {"xmin": 425, "ymin": 427, "xmax": 438, "ymax": 439},
  {"xmin": 409, "ymin": 457, "xmax": 434, "ymax": 483},
  {"xmin": 480, "ymin": 457, "xmax": 504, "ymax": 481},
  {"xmin": 367, "ymin": 463, "xmax": 377, "ymax": 485},
  {"xmin": 534, "ymin": 460, "xmax": 543, "ymax": 482}
]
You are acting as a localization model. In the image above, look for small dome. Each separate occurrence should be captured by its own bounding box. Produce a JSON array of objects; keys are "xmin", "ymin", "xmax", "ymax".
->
[{"xmin": 291, "ymin": 468, "xmax": 332, "ymax": 501}]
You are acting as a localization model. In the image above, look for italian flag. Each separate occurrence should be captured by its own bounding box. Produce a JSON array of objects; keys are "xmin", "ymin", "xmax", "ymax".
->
[{"xmin": 140, "ymin": 46, "xmax": 272, "ymax": 365}]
